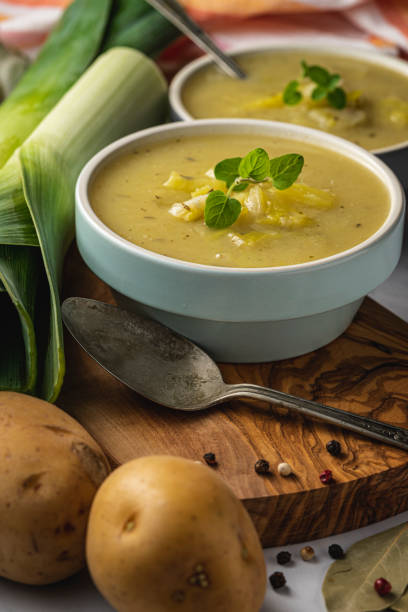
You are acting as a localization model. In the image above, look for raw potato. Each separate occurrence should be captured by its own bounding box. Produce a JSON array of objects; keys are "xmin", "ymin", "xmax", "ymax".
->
[
  {"xmin": 86, "ymin": 455, "xmax": 266, "ymax": 612},
  {"xmin": 0, "ymin": 391, "xmax": 111, "ymax": 585}
]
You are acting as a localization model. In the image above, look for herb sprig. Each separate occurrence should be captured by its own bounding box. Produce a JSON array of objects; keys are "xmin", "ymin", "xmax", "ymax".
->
[
  {"xmin": 204, "ymin": 148, "xmax": 304, "ymax": 229},
  {"xmin": 283, "ymin": 60, "xmax": 347, "ymax": 110}
]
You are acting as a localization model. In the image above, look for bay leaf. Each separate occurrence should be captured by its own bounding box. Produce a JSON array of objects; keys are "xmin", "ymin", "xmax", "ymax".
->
[
  {"xmin": 391, "ymin": 586, "xmax": 408, "ymax": 611},
  {"xmin": 322, "ymin": 523, "xmax": 408, "ymax": 612}
]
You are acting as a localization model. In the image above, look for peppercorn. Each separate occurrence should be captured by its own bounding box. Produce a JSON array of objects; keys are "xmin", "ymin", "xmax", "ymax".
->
[
  {"xmin": 374, "ymin": 577, "xmax": 392, "ymax": 596},
  {"xmin": 319, "ymin": 469, "xmax": 333, "ymax": 485},
  {"xmin": 203, "ymin": 452, "xmax": 217, "ymax": 467},
  {"xmin": 269, "ymin": 571, "xmax": 286, "ymax": 589},
  {"xmin": 300, "ymin": 546, "xmax": 315, "ymax": 561},
  {"xmin": 277, "ymin": 462, "xmax": 292, "ymax": 476},
  {"xmin": 254, "ymin": 459, "xmax": 270, "ymax": 474},
  {"xmin": 326, "ymin": 440, "xmax": 341, "ymax": 457},
  {"xmin": 276, "ymin": 551, "xmax": 291, "ymax": 565},
  {"xmin": 328, "ymin": 544, "xmax": 345, "ymax": 560}
]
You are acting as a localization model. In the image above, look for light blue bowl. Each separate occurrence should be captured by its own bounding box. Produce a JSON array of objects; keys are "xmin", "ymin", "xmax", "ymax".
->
[
  {"xmin": 169, "ymin": 43, "xmax": 408, "ymax": 191},
  {"xmin": 75, "ymin": 119, "xmax": 405, "ymax": 363}
]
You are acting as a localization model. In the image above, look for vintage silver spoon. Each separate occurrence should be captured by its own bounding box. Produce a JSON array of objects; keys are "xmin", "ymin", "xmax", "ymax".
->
[
  {"xmin": 62, "ymin": 297, "xmax": 408, "ymax": 452},
  {"xmin": 145, "ymin": 0, "xmax": 246, "ymax": 79}
]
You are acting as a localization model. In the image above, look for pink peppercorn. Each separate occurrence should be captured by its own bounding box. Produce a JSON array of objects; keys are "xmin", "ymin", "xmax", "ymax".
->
[
  {"xmin": 374, "ymin": 578, "xmax": 392, "ymax": 596},
  {"xmin": 319, "ymin": 469, "xmax": 333, "ymax": 485}
]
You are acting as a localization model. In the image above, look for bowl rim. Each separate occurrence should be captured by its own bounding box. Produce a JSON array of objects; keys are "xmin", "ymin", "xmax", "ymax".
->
[
  {"xmin": 76, "ymin": 118, "xmax": 405, "ymax": 276},
  {"xmin": 169, "ymin": 42, "xmax": 408, "ymax": 156}
]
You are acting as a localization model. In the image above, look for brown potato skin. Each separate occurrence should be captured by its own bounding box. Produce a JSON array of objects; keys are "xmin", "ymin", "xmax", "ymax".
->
[
  {"xmin": 0, "ymin": 391, "xmax": 111, "ymax": 585},
  {"xmin": 86, "ymin": 455, "xmax": 266, "ymax": 612}
]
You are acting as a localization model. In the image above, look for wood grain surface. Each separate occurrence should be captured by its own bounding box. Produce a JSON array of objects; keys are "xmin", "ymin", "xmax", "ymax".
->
[{"xmin": 59, "ymin": 244, "xmax": 408, "ymax": 547}]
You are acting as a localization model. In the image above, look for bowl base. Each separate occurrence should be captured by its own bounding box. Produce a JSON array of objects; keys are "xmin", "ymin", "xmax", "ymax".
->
[{"xmin": 114, "ymin": 292, "xmax": 364, "ymax": 363}]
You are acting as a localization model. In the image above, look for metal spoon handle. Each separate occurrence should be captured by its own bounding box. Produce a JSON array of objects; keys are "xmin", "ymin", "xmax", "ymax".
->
[
  {"xmin": 222, "ymin": 383, "xmax": 408, "ymax": 451},
  {"xmin": 145, "ymin": 0, "xmax": 246, "ymax": 79}
]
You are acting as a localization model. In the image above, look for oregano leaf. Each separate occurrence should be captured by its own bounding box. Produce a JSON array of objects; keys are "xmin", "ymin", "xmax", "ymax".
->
[
  {"xmin": 283, "ymin": 80, "xmax": 302, "ymax": 105},
  {"xmin": 214, "ymin": 157, "xmax": 241, "ymax": 187},
  {"xmin": 311, "ymin": 86, "xmax": 327, "ymax": 101},
  {"xmin": 307, "ymin": 64, "xmax": 331, "ymax": 87},
  {"xmin": 204, "ymin": 190, "xmax": 241, "ymax": 229},
  {"xmin": 238, "ymin": 148, "xmax": 270, "ymax": 181},
  {"xmin": 269, "ymin": 153, "xmax": 304, "ymax": 190},
  {"xmin": 301, "ymin": 60, "xmax": 309, "ymax": 78},
  {"xmin": 327, "ymin": 87, "xmax": 347, "ymax": 109},
  {"xmin": 328, "ymin": 73, "xmax": 341, "ymax": 91}
]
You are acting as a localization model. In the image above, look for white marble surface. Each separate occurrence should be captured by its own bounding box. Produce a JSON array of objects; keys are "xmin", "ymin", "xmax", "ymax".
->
[
  {"xmin": 370, "ymin": 219, "xmax": 408, "ymax": 322},
  {"xmin": 0, "ymin": 225, "xmax": 406, "ymax": 612}
]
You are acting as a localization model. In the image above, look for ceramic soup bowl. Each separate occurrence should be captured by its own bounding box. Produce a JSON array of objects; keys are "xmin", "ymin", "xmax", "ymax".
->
[
  {"xmin": 75, "ymin": 119, "xmax": 404, "ymax": 362},
  {"xmin": 169, "ymin": 44, "xmax": 408, "ymax": 190}
]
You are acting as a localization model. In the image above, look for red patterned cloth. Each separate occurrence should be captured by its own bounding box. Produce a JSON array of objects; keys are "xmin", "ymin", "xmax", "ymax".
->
[{"xmin": 0, "ymin": 0, "xmax": 407, "ymax": 58}]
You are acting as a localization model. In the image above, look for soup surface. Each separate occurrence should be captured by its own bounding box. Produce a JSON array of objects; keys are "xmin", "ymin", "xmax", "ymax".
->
[
  {"xmin": 90, "ymin": 133, "xmax": 390, "ymax": 268},
  {"xmin": 181, "ymin": 51, "xmax": 408, "ymax": 151}
]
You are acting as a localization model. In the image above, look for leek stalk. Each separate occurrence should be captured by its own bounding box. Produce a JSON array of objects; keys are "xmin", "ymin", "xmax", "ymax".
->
[
  {"xmin": 0, "ymin": 0, "xmax": 180, "ymax": 175},
  {"xmin": 0, "ymin": 0, "xmax": 112, "ymax": 170},
  {"xmin": 0, "ymin": 47, "xmax": 168, "ymax": 400}
]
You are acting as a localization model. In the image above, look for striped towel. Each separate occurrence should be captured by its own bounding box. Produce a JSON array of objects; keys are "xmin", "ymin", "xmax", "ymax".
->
[
  {"xmin": 0, "ymin": 0, "xmax": 407, "ymax": 59},
  {"xmin": 0, "ymin": 0, "xmax": 69, "ymax": 53},
  {"xmin": 178, "ymin": 0, "xmax": 408, "ymax": 54}
]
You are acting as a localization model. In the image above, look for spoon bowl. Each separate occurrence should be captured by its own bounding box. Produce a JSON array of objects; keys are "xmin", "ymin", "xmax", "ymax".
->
[
  {"xmin": 62, "ymin": 297, "xmax": 225, "ymax": 410},
  {"xmin": 62, "ymin": 297, "xmax": 408, "ymax": 451}
]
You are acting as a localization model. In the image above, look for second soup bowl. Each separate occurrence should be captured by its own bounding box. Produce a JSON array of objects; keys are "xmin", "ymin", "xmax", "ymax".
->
[{"xmin": 169, "ymin": 44, "xmax": 408, "ymax": 190}]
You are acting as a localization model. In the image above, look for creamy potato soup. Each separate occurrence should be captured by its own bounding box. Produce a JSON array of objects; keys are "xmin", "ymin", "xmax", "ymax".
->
[
  {"xmin": 181, "ymin": 51, "xmax": 408, "ymax": 151},
  {"xmin": 90, "ymin": 133, "xmax": 390, "ymax": 268}
]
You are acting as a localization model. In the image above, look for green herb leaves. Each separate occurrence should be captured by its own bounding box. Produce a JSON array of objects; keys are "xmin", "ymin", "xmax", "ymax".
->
[
  {"xmin": 204, "ymin": 190, "xmax": 241, "ymax": 229},
  {"xmin": 302, "ymin": 61, "xmax": 346, "ymax": 109},
  {"xmin": 269, "ymin": 154, "xmax": 304, "ymax": 190},
  {"xmin": 283, "ymin": 60, "xmax": 347, "ymax": 110},
  {"xmin": 327, "ymin": 87, "xmax": 347, "ymax": 109},
  {"xmin": 214, "ymin": 157, "xmax": 241, "ymax": 187},
  {"xmin": 239, "ymin": 147, "xmax": 270, "ymax": 181},
  {"xmin": 283, "ymin": 80, "xmax": 302, "ymax": 105},
  {"xmin": 204, "ymin": 148, "xmax": 304, "ymax": 229}
]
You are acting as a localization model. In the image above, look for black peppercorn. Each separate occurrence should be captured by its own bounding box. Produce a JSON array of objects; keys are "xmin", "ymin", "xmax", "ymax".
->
[
  {"xmin": 269, "ymin": 571, "xmax": 286, "ymax": 590},
  {"xmin": 276, "ymin": 551, "xmax": 292, "ymax": 565},
  {"xmin": 254, "ymin": 459, "xmax": 270, "ymax": 474},
  {"xmin": 326, "ymin": 439, "xmax": 341, "ymax": 457},
  {"xmin": 203, "ymin": 452, "xmax": 217, "ymax": 467},
  {"xmin": 328, "ymin": 544, "xmax": 345, "ymax": 560}
]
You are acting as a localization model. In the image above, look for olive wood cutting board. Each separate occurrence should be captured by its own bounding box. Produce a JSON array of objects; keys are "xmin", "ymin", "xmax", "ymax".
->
[{"xmin": 59, "ymin": 244, "xmax": 408, "ymax": 547}]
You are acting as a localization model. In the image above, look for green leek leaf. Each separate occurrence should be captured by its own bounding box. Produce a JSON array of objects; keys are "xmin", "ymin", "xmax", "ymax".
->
[
  {"xmin": 0, "ymin": 0, "xmax": 112, "ymax": 171},
  {"xmin": 0, "ymin": 244, "xmax": 41, "ymax": 393},
  {"xmin": 102, "ymin": 0, "xmax": 180, "ymax": 56},
  {"xmin": 104, "ymin": 9, "xmax": 180, "ymax": 56},
  {"xmin": 0, "ymin": 47, "xmax": 168, "ymax": 400},
  {"xmin": 103, "ymin": 0, "xmax": 152, "ymax": 44}
]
